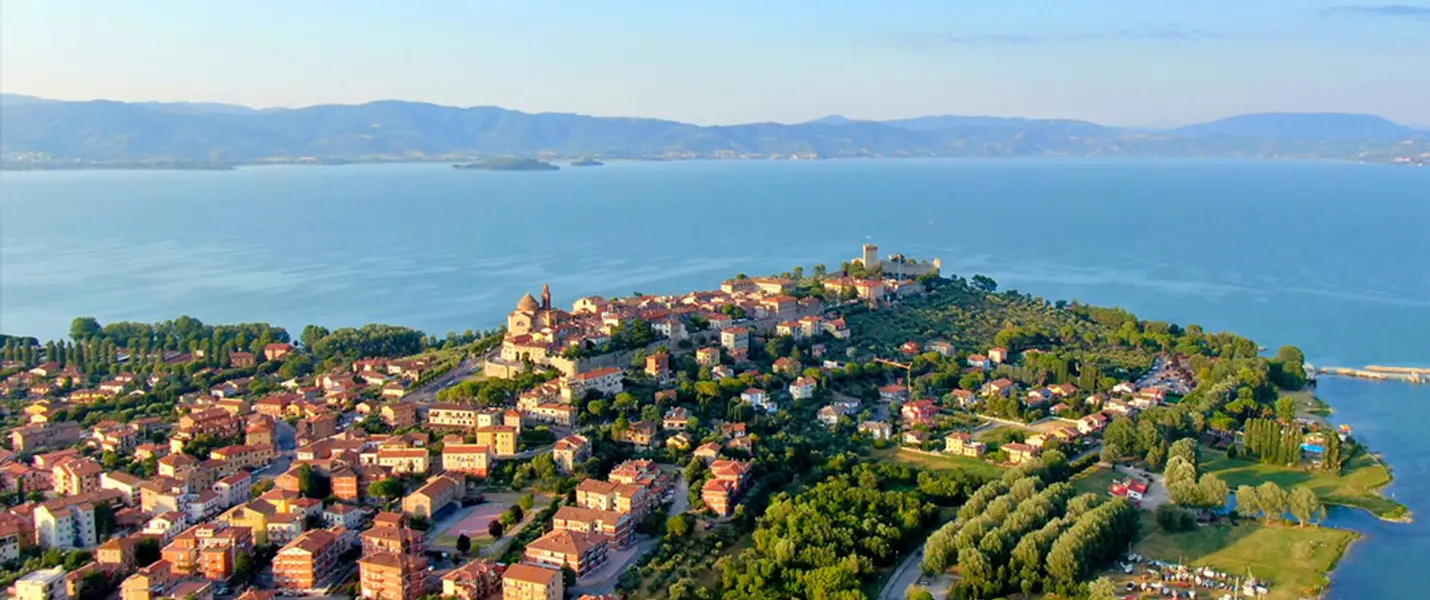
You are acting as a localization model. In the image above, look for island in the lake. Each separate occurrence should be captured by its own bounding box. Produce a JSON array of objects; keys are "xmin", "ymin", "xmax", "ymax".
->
[
  {"xmin": 453, "ymin": 157, "xmax": 559, "ymax": 171},
  {"xmin": 571, "ymin": 157, "xmax": 605, "ymax": 167},
  {"xmin": 0, "ymin": 243, "xmax": 1405, "ymax": 600}
]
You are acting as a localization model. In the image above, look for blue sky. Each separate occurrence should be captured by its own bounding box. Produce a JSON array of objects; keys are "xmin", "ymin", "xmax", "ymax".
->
[{"xmin": 3, "ymin": 0, "xmax": 1429, "ymax": 126}]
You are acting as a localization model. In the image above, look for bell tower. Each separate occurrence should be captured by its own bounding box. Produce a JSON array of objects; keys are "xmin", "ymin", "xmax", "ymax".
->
[{"xmin": 541, "ymin": 283, "xmax": 552, "ymax": 311}]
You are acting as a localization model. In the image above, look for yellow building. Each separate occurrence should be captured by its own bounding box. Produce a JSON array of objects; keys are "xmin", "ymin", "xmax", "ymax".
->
[
  {"xmin": 16, "ymin": 567, "xmax": 66, "ymax": 600},
  {"xmin": 474, "ymin": 426, "xmax": 517, "ymax": 457},
  {"xmin": 502, "ymin": 563, "xmax": 563, "ymax": 600},
  {"xmin": 440, "ymin": 444, "xmax": 492, "ymax": 477},
  {"xmin": 400, "ymin": 475, "xmax": 462, "ymax": 518}
]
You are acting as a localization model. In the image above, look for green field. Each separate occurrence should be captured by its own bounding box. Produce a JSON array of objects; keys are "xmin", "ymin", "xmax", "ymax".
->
[
  {"xmin": 1131, "ymin": 521, "xmax": 1358, "ymax": 600},
  {"xmin": 879, "ymin": 447, "xmax": 1006, "ymax": 479},
  {"xmin": 1201, "ymin": 447, "xmax": 1407, "ymax": 520},
  {"xmin": 1069, "ymin": 465, "xmax": 1120, "ymax": 499}
]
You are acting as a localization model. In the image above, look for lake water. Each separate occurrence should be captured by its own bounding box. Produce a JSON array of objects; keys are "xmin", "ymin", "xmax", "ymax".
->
[{"xmin": 1, "ymin": 159, "xmax": 1428, "ymax": 597}]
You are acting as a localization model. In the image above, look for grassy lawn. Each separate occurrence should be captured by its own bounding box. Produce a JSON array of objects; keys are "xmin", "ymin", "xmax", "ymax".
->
[
  {"xmin": 1131, "ymin": 521, "xmax": 1358, "ymax": 600},
  {"xmin": 1201, "ymin": 447, "xmax": 1407, "ymax": 520},
  {"xmin": 973, "ymin": 425, "xmax": 1022, "ymax": 443},
  {"xmin": 879, "ymin": 447, "xmax": 1006, "ymax": 479},
  {"xmin": 1069, "ymin": 465, "xmax": 1120, "ymax": 499}
]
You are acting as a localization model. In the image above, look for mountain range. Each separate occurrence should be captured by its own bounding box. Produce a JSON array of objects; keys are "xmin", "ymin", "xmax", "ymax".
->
[{"xmin": 2, "ymin": 93, "xmax": 1426, "ymax": 165}]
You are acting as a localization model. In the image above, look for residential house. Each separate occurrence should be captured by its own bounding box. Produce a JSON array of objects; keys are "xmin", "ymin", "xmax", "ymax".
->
[
  {"xmin": 461, "ymin": 425, "xmax": 512, "ymax": 457},
  {"xmin": 944, "ymin": 433, "xmax": 987, "ymax": 458},
  {"xmin": 1077, "ymin": 413, "xmax": 1110, "ymax": 435},
  {"xmin": 966, "ymin": 354, "xmax": 990, "ymax": 370},
  {"xmin": 695, "ymin": 347, "xmax": 720, "ymax": 367},
  {"xmin": 982, "ymin": 378, "xmax": 1015, "ymax": 397},
  {"xmin": 358, "ymin": 551, "xmax": 429, "ymax": 600},
  {"xmin": 620, "ymin": 422, "xmax": 658, "ymax": 448},
  {"xmin": 900, "ymin": 399, "xmax": 938, "ymax": 425},
  {"xmin": 858, "ymin": 421, "xmax": 894, "ymax": 440},
  {"xmin": 1002, "ymin": 443, "xmax": 1037, "ymax": 465},
  {"xmin": 501, "ymin": 563, "xmax": 563, "ymax": 600},
  {"xmin": 441, "ymin": 559, "xmax": 503, "ymax": 600},
  {"xmin": 741, "ymin": 388, "xmax": 775, "ymax": 413},
  {"xmin": 878, "ymin": 384, "xmax": 909, "ymax": 403},
  {"xmin": 523, "ymin": 530, "xmax": 609, "ymax": 576},
  {"xmin": 442, "ymin": 444, "xmax": 493, "ymax": 477},
  {"xmin": 661, "ymin": 407, "xmax": 691, "ymax": 431},
  {"xmin": 700, "ymin": 460, "xmax": 752, "ymax": 517},
  {"xmin": 788, "ymin": 377, "xmax": 817, "ymax": 400},
  {"xmin": 552, "ymin": 506, "xmax": 633, "ymax": 548},
  {"xmin": 273, "ymin": 529, "xmax": 342, "ymax": 593},
  {"xmin": 988, "ymin": 347, "xmax": 1010, "ymax": 364},
  {"xmin": 560, "ymin": 367, "xmax": 624, "ymax": 401},
  {"xmin": 551, "ymin": 435, "xmax": 590, "ymax": 474}
]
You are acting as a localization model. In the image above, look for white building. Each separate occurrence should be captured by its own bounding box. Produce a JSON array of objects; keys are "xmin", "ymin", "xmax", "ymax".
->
[
  {"xmin": 16, "ymin": 568, "xmax": 67, "ymax": 600},
  {"xmin": 741, "ymin": 388, "xmax": 776, "ymax": 413},
  {"xmin": 788, "ymin": 377, "xmax": 817, "ymax": 400}
]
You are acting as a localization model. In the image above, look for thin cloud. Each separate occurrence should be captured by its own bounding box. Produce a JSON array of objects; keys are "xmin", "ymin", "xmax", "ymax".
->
[
  {"xmin": 1323, "ymin": 5, "xmax": 1430, "ymax": 19},
  {"xmin": 898, "ymin": 26, "xmax": 1223, "ymax": 46}
]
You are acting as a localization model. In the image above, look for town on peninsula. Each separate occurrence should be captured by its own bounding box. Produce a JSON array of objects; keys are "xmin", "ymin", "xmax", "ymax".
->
[{"xmin": 0, "ymin": 244, "xmax": 1400, "ymax": 600}]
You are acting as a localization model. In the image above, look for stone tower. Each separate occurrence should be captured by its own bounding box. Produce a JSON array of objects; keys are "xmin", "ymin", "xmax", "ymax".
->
[{"xmin": 861, "ymin": 243, "xmax": 879, "ymax": 267}]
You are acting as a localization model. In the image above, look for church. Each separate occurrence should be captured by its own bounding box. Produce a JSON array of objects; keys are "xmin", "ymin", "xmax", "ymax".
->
[{"xmin": 506, "ymin": 283, "xmax": 568, "ymax": 338}]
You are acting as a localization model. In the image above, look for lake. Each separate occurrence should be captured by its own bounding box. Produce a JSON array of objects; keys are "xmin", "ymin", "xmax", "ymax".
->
[{"xmin": 1, "ymin": 159, "xmax": 1428, "ymax": 597}]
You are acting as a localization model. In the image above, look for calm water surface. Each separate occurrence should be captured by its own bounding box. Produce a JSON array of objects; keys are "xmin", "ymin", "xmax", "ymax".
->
[{"xmin": 1, "ymin": 159, "xmax": 1427, "ymax": 598}]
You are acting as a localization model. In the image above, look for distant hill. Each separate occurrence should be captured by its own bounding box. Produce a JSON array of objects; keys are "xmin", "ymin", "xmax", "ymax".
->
[
  {"xmin": 1172, "ymin": 112, "xmax": 1416, "ymax": 141},
  {"xmin": 1, "ymin": 96, "xmax": 1425, "ymax": 164}
]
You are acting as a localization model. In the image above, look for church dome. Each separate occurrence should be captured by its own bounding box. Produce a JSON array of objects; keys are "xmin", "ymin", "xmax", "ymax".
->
[{"xmin": 516, "ymin": 293, "xmax": 540, "ymax": 312}]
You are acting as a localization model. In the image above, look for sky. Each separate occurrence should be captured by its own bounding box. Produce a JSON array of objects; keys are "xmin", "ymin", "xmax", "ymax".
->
[{"xmin": 3, "ymin": 1, "xmax": 1429, "ymax": 126}]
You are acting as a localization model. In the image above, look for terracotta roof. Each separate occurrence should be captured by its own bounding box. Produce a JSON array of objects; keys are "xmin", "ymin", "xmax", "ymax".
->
[{"xmin": 503, "ymin": 562, "xmax": 560, "ymax": 585}]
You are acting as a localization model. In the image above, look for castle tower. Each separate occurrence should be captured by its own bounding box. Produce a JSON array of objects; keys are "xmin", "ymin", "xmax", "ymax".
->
[{"xmin": 861, "ymin": 243, "xmax": 879, "ymax": 267}]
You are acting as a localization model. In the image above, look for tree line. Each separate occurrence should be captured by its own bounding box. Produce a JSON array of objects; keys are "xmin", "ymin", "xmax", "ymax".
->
[{"xmin": 921, "ymin": 454, "xmax": 1139, "ymax": 598}]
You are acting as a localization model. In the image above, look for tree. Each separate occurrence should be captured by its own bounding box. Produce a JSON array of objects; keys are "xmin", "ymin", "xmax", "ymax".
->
[
  {"xmin": 71, "ymin": 317, "xmax": 102, "ymax": 341},
  {"xmin": 1256, "ymin": 482, "xmax": 1288, "ymax": 523},
  {"xmin": 368, "ymin": 478, "xmax": 405, "ymax": 500},
  {"xmin": 456, "ymin": 534, "xmax": 472, "ymax": 555},
  {"xmin": 1089, "ymin": 576, "xmax": 1118, "ymax": 600},
  {"xmin": 1235, "ymin": 485, "xmax": 1261, "ymax": 520},
  {"xmin": 297, "ymin": 464, "xmax": 331, "ymax": 499},
  {"xmin": 487, "ymin": 519, "xmax": 504, "ymax": 538},
  {"xmin": 667, "ymin": 514, "xmax": 692, "ymax": 538},
  {"xmin": 1275, "ymin": 396, "xmax": 1296, "ymax": 422},
  {"xmin": 135, "ymin": 537, "xmax": 161, "ymax": 567},
  {"xmin": 971, "ymin": 274, "xmax": 998, "ymax": 293},
  {"xmin": 1196, "ymin": 474, "xmax": 1230, "ymax": 509},
  {"xmin": 1168, "ymin": 438, "xmax": 1199, "ymax": 470},
  {"xmin": 519, "ymin": 493, "xmax": 535, "ymax": 511},
  {"xmin": 1289, "ymin": 487, "xmax": 1321, "ymax": 527}
]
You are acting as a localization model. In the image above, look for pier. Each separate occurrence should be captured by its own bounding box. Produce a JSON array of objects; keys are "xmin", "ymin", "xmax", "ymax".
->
[{"xmin": 1311, "ymin": 364, "xmax": 1429, "ymax": 384}]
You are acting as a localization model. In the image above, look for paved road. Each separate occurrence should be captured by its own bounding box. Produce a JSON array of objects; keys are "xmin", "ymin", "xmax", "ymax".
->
[
  {"xmin": 569, "ymin": 537, "xmax": 659, "ymax": 596},
  {"xmin": 669, "ymin": 472, "xmax": 690, "ymax": 516},
  {"xmin": 404, "ymin": 355, "xmax": 481, "ymax": 404},
  {"xmin": 879, "ymin": 540, "xmax": 930, "ymax": 600}
]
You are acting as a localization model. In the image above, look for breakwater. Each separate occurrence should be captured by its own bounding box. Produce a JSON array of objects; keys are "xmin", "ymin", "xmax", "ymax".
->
[{"xmin": 1314, "ymin": 365, "xmax": 1429, "ymax": 384}]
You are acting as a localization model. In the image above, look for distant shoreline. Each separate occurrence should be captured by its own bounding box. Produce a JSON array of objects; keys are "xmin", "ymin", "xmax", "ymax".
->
[{"xmin": 4, "ymin": 155, "xmax": 1422, "ymax": 172}]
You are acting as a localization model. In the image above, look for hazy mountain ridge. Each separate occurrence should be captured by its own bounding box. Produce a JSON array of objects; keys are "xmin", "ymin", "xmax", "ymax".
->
[{"xmin": 1, "ymin": 95, "xmax": 1425, "ymax": 163}]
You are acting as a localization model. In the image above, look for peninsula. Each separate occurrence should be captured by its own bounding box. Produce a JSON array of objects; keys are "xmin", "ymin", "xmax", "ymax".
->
[
  {"xmin": 571, "ymin": 157, "xmax": 604, "ymax": 167},
  {"xmin": 0, "ymin": 243, "xmax": 1394, "ymax": 600},
  {"xmin": 453, "ymin": 157, "xmax": 559, "ymax": 171}
]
